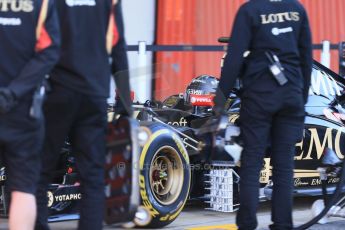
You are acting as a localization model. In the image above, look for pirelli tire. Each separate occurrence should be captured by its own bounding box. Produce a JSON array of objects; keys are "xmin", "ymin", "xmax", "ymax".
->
[{"xmin": 137, "ymin": 123, "xmax": 191, "ymax": 228}]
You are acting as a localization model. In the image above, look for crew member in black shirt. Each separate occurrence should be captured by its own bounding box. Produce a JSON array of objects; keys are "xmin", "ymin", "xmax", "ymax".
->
[
  {"xmin": 0, "ymin": 0, "xmax": 60, "ymax": 229},
  {"xmin": 213, "ymin": 0, "xmax": 312, "ymax": 229},
  {"xmin": 35, "ymin": 0, "xmax": 132, "ymax": 229}
]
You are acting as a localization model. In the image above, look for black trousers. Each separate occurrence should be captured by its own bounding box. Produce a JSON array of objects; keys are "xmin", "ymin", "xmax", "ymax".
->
[
  {"xmin": 35, "ymin": 82, "xmax": 107, "ymax": 230},
  {"xmin": 236, "ymin": 78, "xmax": 305, "ymax": 230}
]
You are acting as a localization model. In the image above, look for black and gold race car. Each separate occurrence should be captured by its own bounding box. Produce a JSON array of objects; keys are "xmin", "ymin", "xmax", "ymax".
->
[{"xmin": 132, "ymin": 60, "xmax": 345, "ymax": 228}]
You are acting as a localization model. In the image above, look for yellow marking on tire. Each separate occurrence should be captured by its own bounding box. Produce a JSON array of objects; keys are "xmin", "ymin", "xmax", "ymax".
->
[
  {"xmin": 139, "ymin": 129, "xmax": 170, "ymax": 169},
  {"xmin": 187, "ymin": 224, "xmax": 237, "ymax": 230},
  {"xmin": 170, "ymin": 133, "xmax": 191, "ymax": 220},
  {"xmin": 139, "ymin": 128, "xmax": 192, "ymax": 223},
  {"xmin": 139, "ymin": 175, "xmax": 159, "ymax": 218}
]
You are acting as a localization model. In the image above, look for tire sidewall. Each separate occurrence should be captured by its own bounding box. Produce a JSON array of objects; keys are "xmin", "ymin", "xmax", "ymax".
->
[{"xmin": 139, "ymin": 127, "xmax": 191, "ymax": 227}]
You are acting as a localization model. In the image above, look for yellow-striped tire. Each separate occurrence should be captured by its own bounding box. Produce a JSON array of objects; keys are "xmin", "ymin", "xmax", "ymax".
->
[{"xmin": 137, "ymin": 124, "xmax": 191, "ymax": 228}]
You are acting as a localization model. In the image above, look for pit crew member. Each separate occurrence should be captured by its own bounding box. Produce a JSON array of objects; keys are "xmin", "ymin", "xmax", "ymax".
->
[
  {"xmin": 34, "ymin": 0, "xmax": 132, "ymax": 229},
  {"xmin": 213, "ymin": 0, "xmax": 313, "ymax": 229},
  {"xmin": 0, "ymin": 0, "xmax": 60, "ymax": 229}
]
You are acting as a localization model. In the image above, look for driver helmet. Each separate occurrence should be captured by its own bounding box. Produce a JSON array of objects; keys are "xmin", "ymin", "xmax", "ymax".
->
[
  {"xmin": 185, "ymin": 75, "xmax": 219, "ymax": 114},
  {"xmin": 185, "ymin": 75, "xmax": 219, "ymax": 104}
]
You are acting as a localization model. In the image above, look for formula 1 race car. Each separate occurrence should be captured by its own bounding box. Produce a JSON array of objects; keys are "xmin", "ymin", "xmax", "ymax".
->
[
  {"xmin": 1, "ymin": 62, "xmax": 345, "ymax": 228},
  {"xmin": 131, "ymin": 60, "xmax": 345, "ymax": 228}
]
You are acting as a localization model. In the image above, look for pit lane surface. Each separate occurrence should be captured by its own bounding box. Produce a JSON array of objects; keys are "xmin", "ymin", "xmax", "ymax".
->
[{"xmin": 0, "ymin": 198, "xmax": 344, "ymax": 229}]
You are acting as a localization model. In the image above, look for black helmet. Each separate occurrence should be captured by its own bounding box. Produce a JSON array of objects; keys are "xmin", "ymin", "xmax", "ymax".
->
[
  {"xmin": 185, "ymin": 75, "xmax": 219, "ymax": 114},
  {"xmin": 185, "ymin": 75, "xmax": 219, "ymax": 103}
]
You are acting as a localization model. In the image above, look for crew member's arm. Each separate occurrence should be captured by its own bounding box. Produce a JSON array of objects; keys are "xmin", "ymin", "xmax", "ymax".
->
[
  {"xmin": 213, "ymin": 4, "xmax": 252, "ymax": 114},
  {"xmin": 298, "ymin": 9, "xmax": 313, "ymax": 104},
  {"xmin": 7, "ymin": 0, "xmax": 60, "ymax": 99},
  {"xmin": 109, "ymin": 0, "xmax": 133, "ymax": 116}
]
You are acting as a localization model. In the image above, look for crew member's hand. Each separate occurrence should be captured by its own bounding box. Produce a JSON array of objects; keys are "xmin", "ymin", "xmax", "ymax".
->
[
  {"xmin": 0, "ymin": 88, "xmax": 17, "ymax": 114},
  {"xmin": 211, "ymin": 106, "xmax": 229, "ymax": 132},
  {"xmin": 196, "ymin": 112, "xmax": 228, "ymax": 136}
]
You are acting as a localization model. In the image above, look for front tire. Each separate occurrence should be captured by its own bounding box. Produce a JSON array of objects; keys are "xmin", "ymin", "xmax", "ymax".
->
[{"xmin": 137, "ymin": 124, "xmax": 191, "ymax": 228}]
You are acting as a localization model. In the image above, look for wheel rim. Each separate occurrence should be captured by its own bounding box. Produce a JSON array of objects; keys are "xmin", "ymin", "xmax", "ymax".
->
[{"xmin": 149, "ymin": 146, "xmax": 184, "ymax": 205}]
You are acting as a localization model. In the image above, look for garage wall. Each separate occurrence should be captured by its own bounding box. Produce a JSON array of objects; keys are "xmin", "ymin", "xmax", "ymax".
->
[
  {"xmin": 300, "ymin": 0, "xmax": 345, "ymax": 74},
  {"xmin": 155, "ymin": 0, "xmax": 345, "ymax": 99},
  {"xmin": 122, "ymin": 0, "xmax": 156, "ymax": 101},
  {"xmin": 155, "ymin": 0, "xmax": 196, "ymax": 99}
]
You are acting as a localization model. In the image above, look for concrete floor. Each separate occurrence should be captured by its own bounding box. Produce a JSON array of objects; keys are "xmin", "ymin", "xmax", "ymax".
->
[{"xmin": 0, "ymin": 197, "xmax": 344, "ymax": 229}]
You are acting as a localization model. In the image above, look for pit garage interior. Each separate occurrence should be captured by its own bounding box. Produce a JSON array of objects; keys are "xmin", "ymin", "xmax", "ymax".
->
[{"xmin": 1, "ymin": 0, "xmax": 345, "ymax": 230}]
